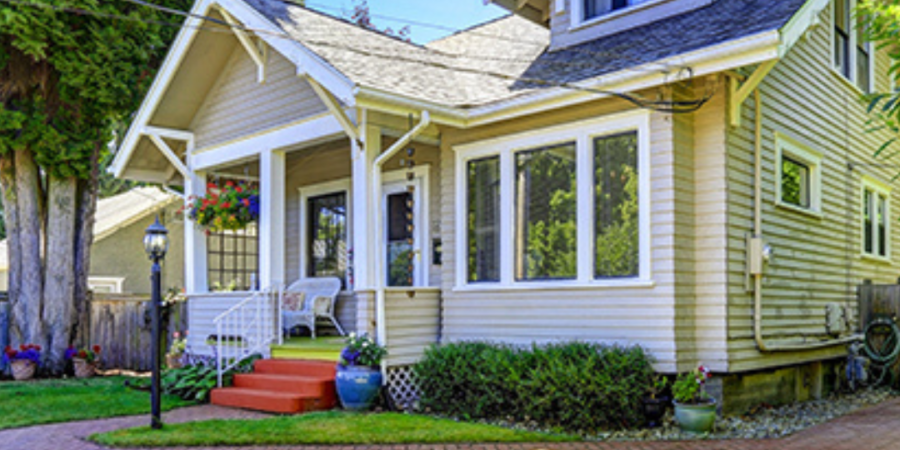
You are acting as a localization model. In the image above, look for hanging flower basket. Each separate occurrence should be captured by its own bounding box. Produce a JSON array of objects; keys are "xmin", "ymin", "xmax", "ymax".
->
[{"xmin": 183, "ymin": 181, "xmax": 260, "ymax": 233}]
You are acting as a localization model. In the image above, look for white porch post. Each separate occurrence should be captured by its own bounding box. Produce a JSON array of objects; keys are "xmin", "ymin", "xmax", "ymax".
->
[
  {"xmin": 185, "ymin": 170, "xmax": 208, "ymax": 293},
  {"xmin": 351, "ymin": 118, "xmax": 381, "ymax": 336},
  {"xmin": 259, "ymin": 149, "xmax": 286, "ymax": 289}
]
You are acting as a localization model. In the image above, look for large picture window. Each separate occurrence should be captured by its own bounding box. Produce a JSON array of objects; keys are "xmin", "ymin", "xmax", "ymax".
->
[
  {"xmin": 207, "ymin": 225, "xmax": 259, "ymax": 291},
  {"xmin": 467, "ymin": 156, "xmax": 501, "ymax": 282},
  {"xmin": 514, "ymin": 143, "xmax": 578, "ymax": 281},
  {"xmin": 308, "ymin": 192, "xmax": 348, "ymax": 286},
  {"xmin": 594, "ymin": 132, "xmax": 639, "ymax": 278},
  {"xmin": 456, "ymin": 111, "xmax": 651, "ymax": 288}
]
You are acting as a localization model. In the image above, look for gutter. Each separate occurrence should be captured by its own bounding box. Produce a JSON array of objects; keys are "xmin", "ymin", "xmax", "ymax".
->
[{"xmin": 371, "ymin": 111, "xmax": 432, "ymax": 365}]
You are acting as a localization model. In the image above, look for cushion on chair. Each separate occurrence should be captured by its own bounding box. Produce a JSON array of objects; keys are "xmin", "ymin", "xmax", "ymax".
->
[
  {"xmin": 282, "ymin": 292, "xmax": 306, "ymax": 311},
  {"xmin": 312, "ymin": 296, "xmax": 330, "ymax": 315}
]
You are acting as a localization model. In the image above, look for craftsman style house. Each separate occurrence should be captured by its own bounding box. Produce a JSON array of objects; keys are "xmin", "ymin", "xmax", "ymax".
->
[{"xmin": 112, "ymin": 0, "xmax": 898, "ymax": 412}]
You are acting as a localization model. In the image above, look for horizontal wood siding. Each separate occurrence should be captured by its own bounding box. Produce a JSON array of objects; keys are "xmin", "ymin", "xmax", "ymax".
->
[
  {"xmin": 440, "ymin": 104, "xmax": 679, "ymax": 372},
  {"xmin": 191, "ymin": 46, "xmax": 327, "ymax": 150},
  {"xmin": 384, "ymin": 288, "xmax": 441, "ymax": 366},
  {"xmin": 186, "ymin": 292, "xmax": 276, "ymax": 357},
  {"xmin": 725, "ymin": 7, "xmax": 900, "ymax": 372}
]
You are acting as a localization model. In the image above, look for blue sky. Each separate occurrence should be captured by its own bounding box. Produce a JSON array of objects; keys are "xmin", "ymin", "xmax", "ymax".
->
[{"xmin": 305, "ymin": 0, "xmax": 509, "ymax": 44}]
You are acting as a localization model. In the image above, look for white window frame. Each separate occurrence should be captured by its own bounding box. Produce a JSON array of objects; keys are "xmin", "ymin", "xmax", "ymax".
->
[
  {"xmin": 299, "ymin": 178, "xmax": 352, "ymax": 288},
  {"xmin": 382, "ymin": 165, "xmax": 431, "ymax": 287},
  {"xmin": 774, "ymin": 132, "xmax": 823, "ymax": 217},
  {"xmin": 453, "ymin": 110, "xmax": 652, "ymax": 291},
  {"xmin": 88, "ymin": 276, "xmax": 125, "ymax": 294},
  {"xmin": 571, "ymin": 0, "xmax": 669, "ymax": 30},
  {"xmin": 861, "ymin": 175, "xmax": 891, "ymax": 261},
  {"xmin": 832, "ymin": 0, "xmax": 876, "ymax": 93}
]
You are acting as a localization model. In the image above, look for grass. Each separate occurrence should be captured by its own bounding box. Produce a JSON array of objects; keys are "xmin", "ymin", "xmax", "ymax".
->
[
  {"xmin": 90, "ymin": 411, "xmax": 579, "ymax": 447},
  {"xmin": 0, "ymin": 376, "xmax": 193, "ymax": 430}
]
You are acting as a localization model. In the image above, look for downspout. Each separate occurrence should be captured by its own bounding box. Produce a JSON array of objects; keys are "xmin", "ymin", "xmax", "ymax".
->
[
  {"xmin": 749, "ymin": 88, "xmax": 860, "ymax": 352},
  {"xmin": 372, "ymin": 111, "xmax": 432, "ymax": 357}
]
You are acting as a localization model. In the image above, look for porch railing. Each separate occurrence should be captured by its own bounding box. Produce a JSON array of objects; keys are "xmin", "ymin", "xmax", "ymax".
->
[{"xmin": 213, "ymin": 286, "xmax": 281, "ymax": 387}]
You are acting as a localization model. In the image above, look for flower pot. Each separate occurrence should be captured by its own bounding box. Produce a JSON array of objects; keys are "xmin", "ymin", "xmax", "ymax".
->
[
  {"xmin": 11, "ymin": 360, "xmax": 35, "ymax": 381},
  {"xmin": 674, "ymin": 399, "xmax": 717, "ymax": 434},
  {"xmin": 166, "ymin": 353, "xmax": 184, "ymax": 369},
  {"xmin": 642, "ymin": 396, "xmax": 669, "ymax": 428},
  {"xmin": 72, "ymin": 357, "xmax": 97, "ymax": 378},
  {"xmin": 335, "ymin": 365, "xmax": 382, "ymax": 410}
]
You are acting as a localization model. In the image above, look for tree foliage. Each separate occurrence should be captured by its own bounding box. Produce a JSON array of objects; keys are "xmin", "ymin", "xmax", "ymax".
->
[{"xmin": 857, "ymin": 1, "xmax": 900, "ymax": 157}]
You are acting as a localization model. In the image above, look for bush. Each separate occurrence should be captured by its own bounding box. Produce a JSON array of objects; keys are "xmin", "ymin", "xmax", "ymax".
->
[
  {"xmin": 414, "ymin": 341, "xmax": 655, "ymax": 432},
  {"xmin": 130, "ymin": 354, "xmax": 261, "ymax": 402}
]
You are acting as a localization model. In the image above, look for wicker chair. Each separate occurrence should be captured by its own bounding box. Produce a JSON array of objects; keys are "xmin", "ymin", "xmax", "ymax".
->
[{"xmin": 281, "ymin": 277, "xmax": 345, "ymax": 339}]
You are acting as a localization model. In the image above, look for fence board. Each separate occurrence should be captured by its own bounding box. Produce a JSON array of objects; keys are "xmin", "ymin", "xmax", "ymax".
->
[{"xmin": 858, "ymin": 283, "xmax": 900, "ymax": 331}]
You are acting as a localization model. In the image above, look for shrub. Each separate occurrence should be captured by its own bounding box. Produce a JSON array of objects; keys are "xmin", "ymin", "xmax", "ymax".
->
[
  {"xmin": 129, "ymin": 354, "xmax": 262, "ymax": 402},
  {"xmin": 414, "ymin": 341, "xmax": 655, "ymax": 432}
]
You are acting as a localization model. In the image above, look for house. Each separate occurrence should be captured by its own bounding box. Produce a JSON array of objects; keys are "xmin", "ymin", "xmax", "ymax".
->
[
  {"xmin": 0, "ymin": 187, "xmax": 185, "ymax": 295},
  {"xmin": 110, "ymin": 0, "xmax": 899, "ymax": 413}
]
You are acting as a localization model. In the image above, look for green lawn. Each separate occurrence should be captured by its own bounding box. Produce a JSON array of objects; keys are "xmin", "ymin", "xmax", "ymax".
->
[
  {"xmin": 91, "ymin": 411, "xmax": 578, "ymax": 447},
  {"xmin": 0, "ymin": 376, "xmax": 193, "ymax": 430}
]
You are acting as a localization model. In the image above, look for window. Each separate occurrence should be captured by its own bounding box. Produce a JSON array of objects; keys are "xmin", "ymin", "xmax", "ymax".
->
[
  {"xmin": 775, "ymin": 133, "xmax": 822, "ymax": 215},
  {"xmin": 307, "ymin": 192, "xmax": 347, "ymax": 287},
  {"xmin": 594, "ymin": 132, "xmax": 639, "ymax": 278},
  {"xmin": 467, "ymin": 156, "xmax": 501, "ymax": 282},
  {"xmin": 386, "ymin": 192, "xmax": 413, "ymax": 287},
  {"xmin": 88, "ymin": 277, "xmax": 125, "ymax": 294},
  {"xmin": 583, "ymin": 0, "xmax": 655, "ymax": 20},
  {"xmin": 862, "ymin": 177, "xmax": 890, "ymax": 259},
  {"xmin": 456, "ymin": 110, "xmax": 651, "ymax": 289},
  {"xmin": 833, "ymin": 0, "xmax": 873, "ymax": 92},
  {"xmin": 207, "ymin": 225, "xmax": 259, "ymax": 291},
  {"xmin": 514, "ymin": 143, "xmax": 578, "ymax": 281}
]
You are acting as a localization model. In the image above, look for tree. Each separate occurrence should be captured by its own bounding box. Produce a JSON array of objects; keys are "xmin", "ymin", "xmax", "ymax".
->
[
  {"xmin": 857, "ymin": 1, "xmax": 900, "ymax": 156},
  {"xmin": 348, "ymin": 0, "xmax": 411, "ymax": 41},
  {"xmin": 0, "ymin": 0, "xmax": 188, "ymax": 371}
]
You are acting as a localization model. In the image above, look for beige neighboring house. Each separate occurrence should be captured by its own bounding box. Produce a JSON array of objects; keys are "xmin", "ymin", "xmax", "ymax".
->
[
  {"xmin": 109, "ymin": 0, "xmax": 900, "ymax": 412},
  {"xmin": 0, "ymin": 187, "xmax": 185, "ymax": 295}
]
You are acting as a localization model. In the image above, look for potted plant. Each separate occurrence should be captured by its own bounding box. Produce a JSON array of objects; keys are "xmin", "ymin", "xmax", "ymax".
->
[
  {"xmin": 183, "ymin": 180, "xmax": 259, "ymax": 233},
  {"xmin": 167, "ymin": 331, "xmax": 187, "ymax": 369},
  {"xmin": 65, "ymin": 345, "xmax": 101, "ymax": 378},
  {"xmin": 642, "ymin": 374, "xmax": 669, "ymax": 428},
  {"xmin": 335, "ymin": 333, "xmax": 387, "ymax": 410},
  {"xmin": 3, "ymin": 344, "xmax": 42, "ymax": 380},
  {"xmin": 673, "ymin": 364, "xmax": 716, "ymax": 434}
]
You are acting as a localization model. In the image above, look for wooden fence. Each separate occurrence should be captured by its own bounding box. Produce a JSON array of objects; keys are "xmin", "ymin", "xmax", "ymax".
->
[
  {"xmin": 857, "ymin": 283, "xmax": 900, "ymax": 330},
  {"xmin": 91, "ymin": 294, "xmax": 187, "ymax": 371}
]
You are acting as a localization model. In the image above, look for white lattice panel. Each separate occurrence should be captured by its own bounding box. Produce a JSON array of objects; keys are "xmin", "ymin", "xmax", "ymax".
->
[{"xmin": 386, "ymin": 365, "xmax": 419, "ymax": 410}]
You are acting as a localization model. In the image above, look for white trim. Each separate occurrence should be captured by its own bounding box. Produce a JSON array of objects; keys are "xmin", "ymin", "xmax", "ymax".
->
[
  {"xmin": 218, "ymin": 6, "xmax": 267, "ymax": 83},
  {"xmin": 453, "ymin": 109, "xmax": 652, "ymax": 290},
  {"xmin": 88, "ymin": 276, "xmax": 126, "ymax": 294},
  {"xmin": 861, "ymin": 174, "xmax": 891, "ymax": 260},
  {"xmin": 298, "ymin": 178, "xmax": 352, "ymax": 284},
  {"xmin": 307, "ymin": 77, "xmax": 359, "ymax": 142},
  {"xmin": 191, "ymin": 114, "xmax": 344, "ymax": 171},
  {"xmin": 774, "ymin": 132, "xmax": 823, "ymax": 216},
  {"xmin": 571, "ymin": 0, "xmax": 671, "ymax": 31},
  {"xmin": 147, "ymin": 134, "xmax": 190, "ymax": 178},
  {"xmin": 830, "ymin": 0, "xmax": 876, "ymax": 93}
]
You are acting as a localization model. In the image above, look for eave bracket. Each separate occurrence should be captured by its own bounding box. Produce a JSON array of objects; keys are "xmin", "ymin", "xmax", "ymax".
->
[{"xmin": 729, "ymin": 60, "xmax": 778, "ymax": 127}]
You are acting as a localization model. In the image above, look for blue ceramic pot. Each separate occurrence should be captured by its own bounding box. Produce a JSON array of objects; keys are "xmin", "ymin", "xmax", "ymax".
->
[
  {"xmin": 674, "ymin": 399, "xmax": 717, "ymax": 434},
  {"xmin": 335, "ymin": 365, "xmax": 383, "ymax": 410}
]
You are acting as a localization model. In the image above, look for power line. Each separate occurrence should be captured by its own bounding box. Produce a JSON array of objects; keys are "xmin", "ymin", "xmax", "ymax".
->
[{"xmin": 1, "ymin": 0, "xmax": 712, "ymax": 113}]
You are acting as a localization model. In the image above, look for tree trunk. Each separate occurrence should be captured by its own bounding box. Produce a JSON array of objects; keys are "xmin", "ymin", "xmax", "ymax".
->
[
  {"xmin": 12, "ymin": 149, "xmax": 44, "ymax": 349},
  {"xmin": 42, "ymin": 176, "xmax": 78, "ymax": 371},
  {"xmin": 72, "ymin": 144, "xmax": 100, "ymax": 348},
  {"xmin": 0, "ymin": 157, "xmax": 19, "ymax": 345}
]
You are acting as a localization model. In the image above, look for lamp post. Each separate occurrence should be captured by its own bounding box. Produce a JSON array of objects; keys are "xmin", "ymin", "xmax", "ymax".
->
[{"xmin": 144, "ymin": 217, "xmax": 169, "ymax": 430}]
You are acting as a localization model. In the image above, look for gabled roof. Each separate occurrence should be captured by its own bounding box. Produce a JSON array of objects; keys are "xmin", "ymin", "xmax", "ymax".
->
[{"xmin": 0, "ymin": 187, "xmax": 178, "ymax": 271}]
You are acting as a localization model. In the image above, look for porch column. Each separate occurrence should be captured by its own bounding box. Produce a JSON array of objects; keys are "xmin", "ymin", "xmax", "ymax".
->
[
  {"xmin": 351, "ymin": 119, "xmax": 381, "ymax": 335},
  {"xmin": 259, "ymin": 149, "xmax": 286, "ymax": 289},
  {"xmin": 185, "ymin": 170, "xmax": 208, "ymax": 293}
]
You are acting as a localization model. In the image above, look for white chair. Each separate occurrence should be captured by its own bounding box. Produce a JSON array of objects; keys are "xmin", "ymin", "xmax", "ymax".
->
[{"xmin": 281, "ymin": 277, "xmax": 345, "ymax": 338}]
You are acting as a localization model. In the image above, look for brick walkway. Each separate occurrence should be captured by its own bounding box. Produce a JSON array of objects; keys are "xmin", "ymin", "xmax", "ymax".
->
[{"xmin": 2, "ymin": 398, "xmax": 898, "ymax": 450}]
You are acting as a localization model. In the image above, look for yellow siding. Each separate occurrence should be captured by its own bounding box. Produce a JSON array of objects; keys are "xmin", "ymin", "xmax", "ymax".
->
[
  {"xmin": 725, "ymin": 7, "xmax": 900, "ymax": 372},
  {"xmin": 191, "ymin": 46, "xmax": 327, "ymax": 150},
  {"xmin": 384, "ymin": 288, "xmax": 441, "ymax": 366}
]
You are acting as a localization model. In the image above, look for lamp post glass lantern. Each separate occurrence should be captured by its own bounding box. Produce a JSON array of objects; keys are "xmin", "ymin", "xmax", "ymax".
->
[{"xmin": 144, "ymin": 217, "xmax": 169, "ymax": 430}]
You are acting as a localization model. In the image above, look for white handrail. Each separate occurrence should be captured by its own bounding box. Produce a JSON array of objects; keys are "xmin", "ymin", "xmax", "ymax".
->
[{"xmin": 213, "ymin": 286, "xmax": 281, "ymax": 387}]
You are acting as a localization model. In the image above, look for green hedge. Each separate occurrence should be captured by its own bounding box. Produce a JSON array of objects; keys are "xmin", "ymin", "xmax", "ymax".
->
[{"xmin": 413, "ymin": 341, "xmax": 655, "ymax": 432}]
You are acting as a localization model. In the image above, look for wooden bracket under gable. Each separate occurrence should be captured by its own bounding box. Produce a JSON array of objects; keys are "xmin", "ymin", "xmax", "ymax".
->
[
  {"xmin": 143, "ymin": 126, "xmax": 192, "ymax": 181},
  {"xmin": 306, "ymin": 76, "xmax": 360, "ymax": 142},
  {"xmin": 219, "ymin": 6, "xmax": 267, "ymax": 83},
  {"xmin": 728, "ymin": 60, "xmax": 777, "ymax": 127}
]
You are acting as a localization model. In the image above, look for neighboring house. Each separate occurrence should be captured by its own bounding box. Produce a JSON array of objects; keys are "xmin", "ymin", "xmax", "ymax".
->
[
  {"xmin": 110, "ymin": 0, "xmax": 899, "ymax": 412},
  {"xmin": 0, "ymin": 187, "xmax": 185, "ymax": 295}
]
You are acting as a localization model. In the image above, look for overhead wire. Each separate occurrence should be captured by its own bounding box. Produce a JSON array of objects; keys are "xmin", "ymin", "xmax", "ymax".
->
[{"xmin": 1, "ymin": 0, "xmax": 714, "ymax": 113}]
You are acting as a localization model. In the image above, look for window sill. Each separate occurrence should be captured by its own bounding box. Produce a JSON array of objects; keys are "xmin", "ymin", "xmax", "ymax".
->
[
  {"xmin": 830, "ymin": 67, "xmax": 868, "ymax": 96},
  {"xmin": 569, "ymin": 0, "xmax": 670, "ymax": 32},
  {"xmin": 775, "ymin": 201, "xmax": 823, "ymax": 219},
  {"xmin": 861, "ymin": 253, "xmax": 893, "ymax": 265},
  {"xmin": 453, "ymin": 279, "xmax": 655, "ymax": 293}
]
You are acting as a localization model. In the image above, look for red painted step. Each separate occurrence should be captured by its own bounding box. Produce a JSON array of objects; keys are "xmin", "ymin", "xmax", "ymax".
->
[{"xmin": 210, "ymin": 359, "xmax": 338, "ymax": 414}]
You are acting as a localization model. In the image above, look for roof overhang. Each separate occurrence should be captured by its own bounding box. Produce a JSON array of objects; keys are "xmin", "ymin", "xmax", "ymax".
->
[{"xmin": 490, "ymin": 0, "xmax": 551, "ymax": 26}]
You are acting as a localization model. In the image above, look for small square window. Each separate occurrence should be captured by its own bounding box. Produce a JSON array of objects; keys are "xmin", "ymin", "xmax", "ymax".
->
[
  {"xmin": 775, "ymin": 134, "xmax": 822, "ymax": 215},
  {"xmin": 781, "ymin": 157, "xmax": 810, "ymax": 208}
]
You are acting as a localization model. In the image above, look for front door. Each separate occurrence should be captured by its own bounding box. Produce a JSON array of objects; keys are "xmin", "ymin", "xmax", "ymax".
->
[{"xmin": 383, "ymin": 174, "xmax": 426, "ymax": 287}]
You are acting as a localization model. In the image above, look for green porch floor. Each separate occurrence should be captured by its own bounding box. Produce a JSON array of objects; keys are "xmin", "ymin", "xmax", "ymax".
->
[{"xmin": 270, "ymin": 336, "xmax": 344, "ymax": 361}]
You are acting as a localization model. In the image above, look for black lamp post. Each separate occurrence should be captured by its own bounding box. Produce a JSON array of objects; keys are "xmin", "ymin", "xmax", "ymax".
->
[{"xmin": 144, "ymin": 217, "xmax": 169, "ymax": 430}]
